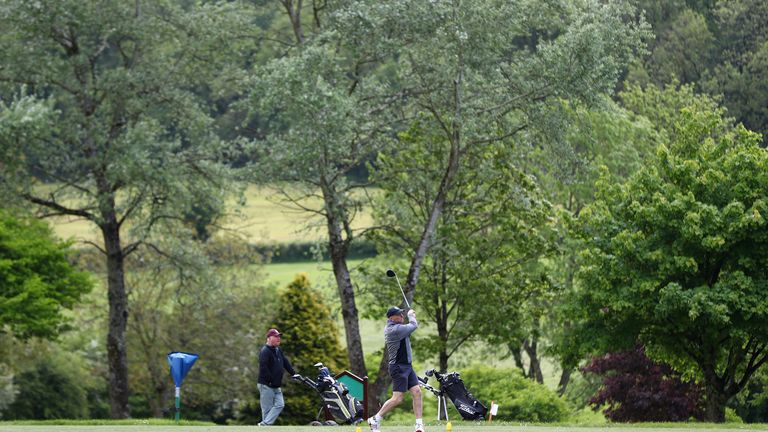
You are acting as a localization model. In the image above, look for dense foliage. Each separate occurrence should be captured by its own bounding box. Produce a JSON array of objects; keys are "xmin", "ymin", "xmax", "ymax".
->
[
  {"xmin": 0, "ymin": 210, "xmax": 91, "ymax": 339},
  {"xmin": 1, "ymin": 0, "xmax": 768, "ymax": 424},
  {"xmin": 571, "ymin": 95, "xmax": 768, "ymax": 421},
  {"xmin": 5, "ymin": 363, "xmax": 89, "ymax": 420},
  {"xmin": 582, "ymin": 346, "xmax": 704, "ymax": 422}
]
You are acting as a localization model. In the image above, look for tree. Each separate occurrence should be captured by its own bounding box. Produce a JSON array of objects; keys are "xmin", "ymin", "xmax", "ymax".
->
[
  {"xmin": 269, "ymin": 273, "xmax": 347, "ymax": 425},
  {"xmin": 571, "ymin": 100, "xmax": 768, "ymax": 421},
  {"xmin": 529, "ymin": 98, "xmax": 661, "ymax": 393},
  {"xmin": 366, "ymin": 122, "xmax": 555, "ymax": 374},
  {"xmin": 582, "ymin": 346, "xmax": 704, "ymax": 422},
  {"xmin": 245, "ymin": 41, "xmax": 390, "ymax": 379},
  {"xmin": 353, "ymin": 0, "xmax": 648, "ymax": 398},
  {"xmin": 244, "ymin": 0, "xmax": 403, "ymax": 381},
  {"xmin": 0, "ymin": 1, "xmax": 249, "ymax": 417},
  {"xmin": 0, "ymin": 209, "xmax": 91, "ymax": 339}
]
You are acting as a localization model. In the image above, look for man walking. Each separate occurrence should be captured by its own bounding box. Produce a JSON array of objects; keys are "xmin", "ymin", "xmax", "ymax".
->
[
  {"xmin": 258, "ymin": 328, "xmax": 296, "ymax": 426},
  {"xmin": 368, "ymin": 306, "xmax": 424, "ymax": 432}
]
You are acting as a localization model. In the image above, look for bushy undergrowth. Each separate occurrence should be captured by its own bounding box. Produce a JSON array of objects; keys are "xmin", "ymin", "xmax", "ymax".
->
[
  {"xmin": 461, "ymin": 365, "xmax": 570, "ymax": 422},
  {"xmin": 386, "ymin": 365, "xmax": 569, "ymax": 423}
]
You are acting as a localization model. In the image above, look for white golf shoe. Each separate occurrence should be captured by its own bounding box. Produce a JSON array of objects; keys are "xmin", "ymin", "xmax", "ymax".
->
[{"xmin": 367, "ymin": 416, "xmax": 381, "ymax": 431}]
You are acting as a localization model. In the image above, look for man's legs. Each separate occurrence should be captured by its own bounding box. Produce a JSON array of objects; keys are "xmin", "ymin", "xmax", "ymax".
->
[
  {"xmin": 409, "ymin": 384, "xmax": 423, "ymax": 419},
  {"xmin": 368, "ymin": 391, "xmax": 404, "ymax": 431},
  {"xmin": 258, "ymin": 384, "xmax": 285, "ymax": 425},
  {"xmin": 377, "ymin": 391, "xmax": 406, "ymax": 417}
]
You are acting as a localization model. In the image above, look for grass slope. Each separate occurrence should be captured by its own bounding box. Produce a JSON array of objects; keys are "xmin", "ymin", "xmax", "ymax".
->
[{"xmin": 48, "ymin": 185, "xmax": 375, "ymax": 244}]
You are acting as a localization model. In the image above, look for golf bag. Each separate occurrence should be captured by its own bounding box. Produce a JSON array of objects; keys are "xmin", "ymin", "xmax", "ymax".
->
[
  {"xmin": 421, "ymin": 369, "xmax": 488, "ymax": 421},
  {"xmin": 293, "ymin": 362, "xmax": 363, "ymax": 425}
]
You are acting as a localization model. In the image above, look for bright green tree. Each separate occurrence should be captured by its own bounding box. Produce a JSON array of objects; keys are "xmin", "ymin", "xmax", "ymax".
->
[
  {"xmin": 0, "ymin": 210, "xmax": 91, "ymax": 340},
  {"xmin": 571, "ymin": 101, "xmax": 768, "ymax": 421},
  {"xmin": 269, "ymin": 273, "xmax": 347, "ymax": 425},
  {"xmin": 0, "ymin": 1, "xmax": 250, "ymax": 417}
]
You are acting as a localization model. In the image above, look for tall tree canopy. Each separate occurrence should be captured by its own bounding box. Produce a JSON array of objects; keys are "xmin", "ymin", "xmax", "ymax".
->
[
  {"xmin": 571, "ymin": 94, "xmax": 768, "ymax": 421},
  {"xmin": 0, "ymin": 0, "xmax": 249, "ymax": 417}
]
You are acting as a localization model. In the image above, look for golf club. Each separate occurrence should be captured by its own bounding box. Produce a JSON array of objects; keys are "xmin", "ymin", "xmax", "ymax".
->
[{"xmin": 386, "ymin": 268, "xmax": 410, "ymax": 308}]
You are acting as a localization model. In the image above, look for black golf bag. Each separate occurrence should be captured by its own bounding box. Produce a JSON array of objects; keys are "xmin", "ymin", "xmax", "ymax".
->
[
  {"xmin": 293, "ymin": 362, "xmax": 363, "ymax": 425},
  {"xmin": 421, "ymin": 369, "xmax": 488, "ymax": 421}
]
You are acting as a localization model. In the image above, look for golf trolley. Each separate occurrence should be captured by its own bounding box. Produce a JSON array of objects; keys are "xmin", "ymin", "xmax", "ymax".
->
[
  {"xmin": 419, "ymin": 369, "xmax": 488, "ymax": 421},
  {"xmin": 293, "ymin": 362, "xmax": 364, "ymax": 425}
]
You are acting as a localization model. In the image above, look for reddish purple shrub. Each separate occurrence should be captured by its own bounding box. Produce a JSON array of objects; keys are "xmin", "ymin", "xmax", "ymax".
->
[{"xmin": 581, "ymin": 346, "xmax": 704, "ymax": 422}]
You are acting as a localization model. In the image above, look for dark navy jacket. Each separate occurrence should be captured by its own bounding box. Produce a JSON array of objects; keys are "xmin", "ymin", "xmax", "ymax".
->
[{"xmin": 258, "ymin": 345, "xmax": 295, "ymax": 388}]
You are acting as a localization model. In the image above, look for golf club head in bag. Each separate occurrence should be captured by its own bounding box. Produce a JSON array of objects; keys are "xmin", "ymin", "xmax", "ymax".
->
[
  {"xmin": 429, "ymin": 369, "xmax": 488, "ymax": 420},
  {"xmin": 295, "ymin": 362, "xmax": 363, "ymax": 424}
]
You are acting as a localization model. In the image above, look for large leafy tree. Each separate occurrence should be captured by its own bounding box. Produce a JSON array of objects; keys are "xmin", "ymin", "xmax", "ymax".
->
[
  {"xmin": 367, "ymin": 123, "xmax": 555, "ymax": 374},
  {"xmin": 354, "ymin": 0, "xmax": 649, "ymax": 398},
  {"xmin": 0, "ymin": 1, "xmax": 249, "ymax": 417},
  {"xmin": 571, "ymin": 101, "xmax": 768, "ymax": 421},
  {"xmin": 0, "ymin": 209, "xmax": 92, "ymax": 339},
  {"xmin": 244, "ymin": 0, "xmax": 401, "ymax": 382}
]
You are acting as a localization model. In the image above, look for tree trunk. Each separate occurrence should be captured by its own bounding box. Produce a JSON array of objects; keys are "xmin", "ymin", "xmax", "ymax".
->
[
  {"xmin": 523, "ymin": 337, "xmax": 544, "ymax": 384},
  {"xmin": 324, "ymin": 194, "xmax": 366, "ymax": 379},
  {"xmin": 703, "ymin": 383, "xmax": 727, "ymax": 422},
  {"xmin": 557, "ymin": 366, "xmax": 572, "ymax": 396},
  {"xmin": 507, "ymin": 343, "xmax": 526, "ymax": 376},
  {"xmin": 701, "ymin": 364, "xmax": 727, "ymax": 422},
  {"xmin": 102, "ymin": 221, "xmax": 131, "ymax": 419}
]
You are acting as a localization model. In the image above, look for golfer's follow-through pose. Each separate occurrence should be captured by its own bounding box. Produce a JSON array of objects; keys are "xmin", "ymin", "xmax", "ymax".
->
[
  {"xmin": 368, "ymin": 306, "xmax": 423, "ymax": 432},
  {"xmin": 258, "ymin": 328, "xmax": 296, "ymax": 426}
]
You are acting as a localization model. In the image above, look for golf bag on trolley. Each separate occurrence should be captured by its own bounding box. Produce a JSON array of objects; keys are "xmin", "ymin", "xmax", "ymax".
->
[
  {"xmin": 419, "ymin": 369, "xmax": 488, "ymax": 421},
  {"xmin": 293, "ymin": 362, "xmax": 364, "ymax": 425}
]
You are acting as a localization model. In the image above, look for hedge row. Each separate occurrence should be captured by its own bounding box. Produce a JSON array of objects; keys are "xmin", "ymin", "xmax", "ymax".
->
[{"xmin": 251, "ymin": 239, "xmax": 378, "ymax": 263}]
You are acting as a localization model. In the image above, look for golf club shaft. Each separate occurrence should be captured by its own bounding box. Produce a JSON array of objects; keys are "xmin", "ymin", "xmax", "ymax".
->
[{"xmin": 394, "ymin": 274, "xmax": 410, "ymax": 308}]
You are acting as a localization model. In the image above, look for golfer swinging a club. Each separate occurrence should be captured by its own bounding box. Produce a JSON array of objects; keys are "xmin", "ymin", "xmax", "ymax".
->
[{"xmin": 368, "ymin": 306, "xmax": 423, "ymax": 432}]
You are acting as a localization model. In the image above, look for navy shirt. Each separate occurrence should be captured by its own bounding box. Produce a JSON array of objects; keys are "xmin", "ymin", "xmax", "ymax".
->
[{"xmin": 258, "ymin": 345, "xmax": 295, "ymax": 388}]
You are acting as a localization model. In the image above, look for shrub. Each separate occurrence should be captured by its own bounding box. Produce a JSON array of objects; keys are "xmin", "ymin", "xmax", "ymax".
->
[
  {"xmin": 459, "ymin": 365, "xmax": 570, "ymax": 422},
  {"xmin": 581, "ymin": 345, "xmax": 704, "ymax": 422},
  {"xmin": 5, "ymin": 362, "xmax": 88, "ymax": 419}
]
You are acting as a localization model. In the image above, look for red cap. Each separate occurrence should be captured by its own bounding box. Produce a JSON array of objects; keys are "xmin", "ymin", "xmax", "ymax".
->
[{"xmin": 266, "ymin": 328, "xmax": 282, "ymax": 338}]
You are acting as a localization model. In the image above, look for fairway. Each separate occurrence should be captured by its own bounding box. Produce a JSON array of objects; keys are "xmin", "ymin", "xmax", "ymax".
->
[{"xmin": 1, "ymin": 424, "xmax": 765, "ymax": 432}]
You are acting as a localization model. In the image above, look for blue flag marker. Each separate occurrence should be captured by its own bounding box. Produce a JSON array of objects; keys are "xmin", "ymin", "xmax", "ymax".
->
[{"xmin": 167, "ymin": 352, "xmax": 199, "ymax": 421}]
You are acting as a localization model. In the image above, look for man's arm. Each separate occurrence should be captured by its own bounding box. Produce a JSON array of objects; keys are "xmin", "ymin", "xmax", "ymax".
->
[
  {"xmin": 259, "ymin": 347, "xmax": 272, "ymax": 369},
  {"xmin": 283, "ymin": 353, "xmax": 296, "ymax": 376}
]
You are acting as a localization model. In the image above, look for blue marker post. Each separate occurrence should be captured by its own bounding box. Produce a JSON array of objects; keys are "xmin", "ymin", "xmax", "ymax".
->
[{"xmin": 167, "ymin": 351, "xmax": 199, "ymax": 422}]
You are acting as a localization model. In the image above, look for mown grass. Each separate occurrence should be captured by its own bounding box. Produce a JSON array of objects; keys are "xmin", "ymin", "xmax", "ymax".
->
[{"xmin": 0, "ymin": 420, "xmax": 764, "ymax": 431}]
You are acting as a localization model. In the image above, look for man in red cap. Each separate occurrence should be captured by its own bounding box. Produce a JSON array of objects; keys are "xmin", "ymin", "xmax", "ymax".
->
[{"xmin": 257, "ymin": 328, "xmax": 296, "ymax": 426}]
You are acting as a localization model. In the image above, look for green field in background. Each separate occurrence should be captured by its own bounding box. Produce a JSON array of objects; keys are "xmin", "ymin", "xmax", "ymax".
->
[{"xmin": 48, "ymin": 185, "xmax": 376, "ymax": 244}]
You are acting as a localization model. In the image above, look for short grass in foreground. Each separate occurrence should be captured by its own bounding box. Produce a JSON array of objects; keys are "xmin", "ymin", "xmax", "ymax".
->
[{"xmin": 0, "ymin": 420, "xmax": 765, "ymax": 432}]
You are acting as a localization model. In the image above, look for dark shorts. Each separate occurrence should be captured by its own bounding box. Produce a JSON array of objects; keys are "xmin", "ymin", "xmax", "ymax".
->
[{"xmin": 388, "ymin": 363, "xmax": 419, "ymax": 392}]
